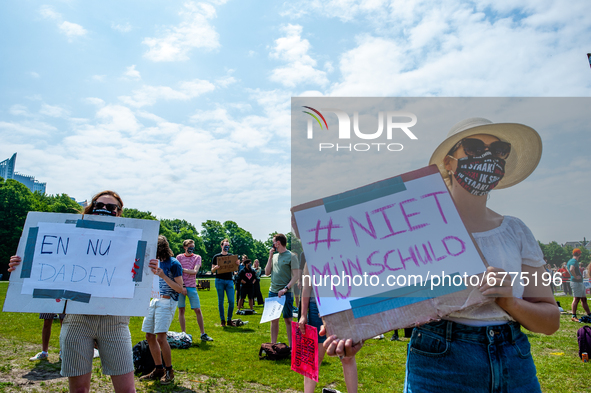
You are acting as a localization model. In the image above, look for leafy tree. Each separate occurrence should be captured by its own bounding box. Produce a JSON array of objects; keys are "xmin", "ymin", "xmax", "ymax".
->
[
  {"xmin": 0, "ymin": 178, "xmax": 34, "ymax": 280},
  {"xmin": 541, "ymin": 241, "xmax": 569, "ymax": 267},
  {"xmin": 224, "ymin": 220, "xmax": 254, "ymax": 260},
  {"xmin": 251, "ymin": 239, "xmax": 270, "ymax": 268},
  {"xmin": 160, "ymin": 219, "xmax": 205, "ymax": 265},
  {"xmin": 201, "ymin": 220, "xmax": 227, "ymax": 267},
  {"xmin": 122, "ymin": 208, "xmax": 157, "ymax": 220},
  {"xmin": 31, "ymin": 192, "xmax": 82, "ymax": 214}
]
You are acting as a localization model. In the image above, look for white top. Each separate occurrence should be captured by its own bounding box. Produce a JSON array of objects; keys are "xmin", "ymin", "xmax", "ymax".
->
[{"xmin": 446, "ymin": 216, "xmax": 545, "ymax": 326}]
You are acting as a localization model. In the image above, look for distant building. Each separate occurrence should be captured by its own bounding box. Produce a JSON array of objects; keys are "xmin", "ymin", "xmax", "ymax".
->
[
  {"xmin": 0, "ymin": 153, "xmax": 46, "ymax": 193},
  {"xmin": 564, "ymin": 241, "xmax": 582, "ymax": 248}
]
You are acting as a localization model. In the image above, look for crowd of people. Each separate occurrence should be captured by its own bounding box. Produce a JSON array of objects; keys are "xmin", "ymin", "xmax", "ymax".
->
[{"xmin": 7, "ymin": 117, "xmax": 584, "ymax": 393}]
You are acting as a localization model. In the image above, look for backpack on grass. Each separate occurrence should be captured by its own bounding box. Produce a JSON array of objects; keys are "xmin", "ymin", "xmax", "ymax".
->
[
  {"xmin": 166, "ymin": 331, "xmax": 193, "ymax": 349},
  {"xmin": 577, "ymin": 325, "xmax": 591, "ymax": 359},
  {"xmin": 132, "ymin": 340, "xmax": 161, "ymax": 375},
  {"xmin": 259, "ymin": 342, "xmax": 290, "ymax": 360}
]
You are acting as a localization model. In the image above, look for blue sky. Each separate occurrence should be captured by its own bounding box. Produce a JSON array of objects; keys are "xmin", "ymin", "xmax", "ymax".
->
[{"xmin": 1, "ymin": 0, "xmax": 590, "ymax": 243}]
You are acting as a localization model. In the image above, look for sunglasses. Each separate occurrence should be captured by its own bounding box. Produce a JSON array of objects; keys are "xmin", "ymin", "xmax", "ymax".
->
[
  {"xmin": 452, "ymin": 138, "xmax": 511, "ymax": 159},
  {"xmin": 93, "ymin": 201, "xmax": 120, "ymax": 212}
]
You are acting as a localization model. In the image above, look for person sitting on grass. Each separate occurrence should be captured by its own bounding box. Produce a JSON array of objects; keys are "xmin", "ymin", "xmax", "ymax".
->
[{"xmin": 140, "ymin": 236, "xmax": 185, "ymax": 385}]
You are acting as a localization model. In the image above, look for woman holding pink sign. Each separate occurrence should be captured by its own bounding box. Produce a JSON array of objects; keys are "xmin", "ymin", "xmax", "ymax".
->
[{"xmin": 324, "ymin": 118, "xmax": 560, "ymax": 392}]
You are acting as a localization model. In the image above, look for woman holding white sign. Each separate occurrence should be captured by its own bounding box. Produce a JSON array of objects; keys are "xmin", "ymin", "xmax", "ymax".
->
[
  {"xmin": 324, "ymin": 118, "xmax": 560, "ymax": 392},
  {"xmin": 9, "ymin": 190, "xmax": 136, "ymax": 393}
]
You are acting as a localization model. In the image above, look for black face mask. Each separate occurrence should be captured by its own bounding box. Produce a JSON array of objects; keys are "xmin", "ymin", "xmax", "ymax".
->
[
  {"xmin": 223, "ymin": 245, "xmax": 230, "ymax": 252},
  {"xmin": 92, "ymin": 208, "xmax": 117, "ymax": 216},
  {"xmin": 452, "ymin": 151, "xmax": 506, "ymax": 196},
  {"xmin": 187, "ymin": 247, "xmax": 194, "ymax": 254}
]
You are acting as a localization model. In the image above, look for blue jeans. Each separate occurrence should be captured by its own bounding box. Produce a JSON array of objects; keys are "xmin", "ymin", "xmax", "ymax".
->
[
  {"xmin": 404, "ymin": 320, "xmax": 541, "ymax": 393},
  {"xmin": 215, "ymin": 278, "xmax": 235, "ymax": 322}
]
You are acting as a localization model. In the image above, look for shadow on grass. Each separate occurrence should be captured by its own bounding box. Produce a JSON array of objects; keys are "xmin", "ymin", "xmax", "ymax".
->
[
  {"xmin": 143, "ymin": 381, "xmax": 198, "ymax": 393},
  {"xmin": 22, "ymin": 360, "xmax": 63, "ymax": 381}
]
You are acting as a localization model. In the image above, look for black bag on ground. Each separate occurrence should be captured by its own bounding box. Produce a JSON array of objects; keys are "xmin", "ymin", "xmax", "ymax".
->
[
  {"xmin": 577, "ymin": 325, "xmax": 591, "ymax": 359},
  {"xmin": 259, "ymin": 342, "xmax": 291, "ymax": 360},
  {"xmin": 132, "ymin": 340, "xmax": 160, "ymax": 375}
]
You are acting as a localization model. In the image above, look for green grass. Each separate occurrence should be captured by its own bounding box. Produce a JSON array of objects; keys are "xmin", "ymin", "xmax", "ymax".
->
[{"xmin": 0, "ymin": 282, "xmax": 589, "ymax": 392}]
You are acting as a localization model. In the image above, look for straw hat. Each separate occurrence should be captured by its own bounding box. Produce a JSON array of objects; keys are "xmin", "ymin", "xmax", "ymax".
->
[{"xmin": 428, "ymin": 117, "xmax": 542, "ymax": 189}]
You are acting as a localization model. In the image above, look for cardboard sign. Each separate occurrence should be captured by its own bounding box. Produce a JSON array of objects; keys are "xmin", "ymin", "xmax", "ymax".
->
[
  {"xmin": 3, "ymin": 212, "xmax": 160, "ymax": 316},
  {"xmin": 291, "ymin": 322, "xmax": 319, "ymax": 382},
  {"xmin": 260, "ymin": 296, "xmax": 285, "ymax": 323},
  {"xmin": 215, "ymin": 255, "xmax": 239, "ymax": 274},
  {"xmin": 291, "ymin": 165, "xmax": 492, "ymax": 343}
]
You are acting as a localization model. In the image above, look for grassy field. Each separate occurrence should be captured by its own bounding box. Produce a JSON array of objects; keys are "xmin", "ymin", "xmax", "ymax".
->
[{"xmin": 0, "ymin": 281, "xmax": 589, "ymax": 392}]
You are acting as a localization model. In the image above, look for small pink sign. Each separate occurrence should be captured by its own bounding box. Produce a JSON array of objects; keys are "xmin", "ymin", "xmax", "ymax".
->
[{"xmin": 291, "ymin": 322, "xmax": 319, "ymax": 382}]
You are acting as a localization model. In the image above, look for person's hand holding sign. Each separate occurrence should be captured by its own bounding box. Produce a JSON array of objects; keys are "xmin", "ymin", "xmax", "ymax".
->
[
  {"xmin": 321, "ymin": 325, "xmax": 363, "ymax": 360},
  {"xmin": 8, "ymin": 255, "xmax": 21, "ymax": 272},
  {"xmin": 479, "ymin": 266, "xmax": 513, "ymax": 298}
]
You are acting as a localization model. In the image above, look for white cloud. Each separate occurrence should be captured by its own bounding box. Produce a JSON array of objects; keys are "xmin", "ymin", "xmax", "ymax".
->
[
  {"xmin": 39, "ymin": 5, "xmax": 61, "ymax": 20},
  {"xmin": 124, "ymin": 65, "xmax": 141, "ymax": 80},
  {"xmin": 111, "ymin": 22, "xmax": 132, "ymax": 33},
  {"xmin": 39, "ymin": 5, "xmax": 87, "ymax": 41},
  {"xmin": 119, "ymin": 79, "xmax": 215, "ymax": 107},
  {"xmin": 0, "ymin": 121, "xmax": 57, "ymax": 137},
  {"xmin": 326, "ymin": 2, "xmax": 591, "ymax": 96},
  {"xmin": 91, "ymin": 75, "xmax": 106, "ymax": 82},
  {"xmin": 95, "ymin": 105, "xmax": 141, "ymax": 133},
  {"xmin": 269, "ymin": 24, "xmax": 328, "ymax": 88},
  {"xmin": 84, "ymin": 97, "xmax": 105, "ymax": 107},
  {"xmin": 29, "ymin": 72, "xmax": 40, "ymax": 78},
  {"xmin": 39, "ymin": 103, "xmax": 70, "ymax": 118},
  {"xmin": 216, "ymin": 76, "xmax": 237, "ymax": 87},
  {"xmin": 142, "ymin": 2, "xmax": 221, "ymax": 62},
  {"xmin": 9, "ymin": 105, "xmax": 30, "ymax": 116},
  {"xmin": 59, "ymin": 21, "xmax": 87, "ymax": 38}
]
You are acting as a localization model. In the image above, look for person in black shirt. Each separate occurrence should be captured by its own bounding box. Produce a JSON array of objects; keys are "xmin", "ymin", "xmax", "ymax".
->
[{"xmin": 237, "ymin": 259, "xmax": 256, "ymax": 311}]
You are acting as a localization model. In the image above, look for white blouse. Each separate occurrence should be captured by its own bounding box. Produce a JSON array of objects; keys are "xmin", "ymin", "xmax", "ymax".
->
[{"xmin": 446, "ymin": 216, "xmax": 546, "ymax": 326}]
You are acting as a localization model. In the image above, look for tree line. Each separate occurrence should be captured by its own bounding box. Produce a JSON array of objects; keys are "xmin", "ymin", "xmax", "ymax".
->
[
  {"xmin": 538, "ymin": 241, "xmax": 590, "ymax": 267},
  {"xmin": 0, "ymin": 177, "xmax": 294, "ymax": 280},
  {"xmin": 4, "ymin": 176, "xmax": 582, "ymax": 280}
]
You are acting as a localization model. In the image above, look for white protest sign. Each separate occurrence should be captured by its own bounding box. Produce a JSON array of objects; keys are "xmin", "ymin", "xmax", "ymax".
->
[
  {"xmin": 4, "ymin": 212, "xmax": 160, "ymax": 316},
  {"xmin": 292, "ymin": 166, "xmax": 485, "ymax": 318},
  {"xmin": 260, "ymin": 296, "xmax": 286, "ymax": 323},
  {"xmin": 21, "ymin": 222, "xmax": 141, "ymax": 298}
]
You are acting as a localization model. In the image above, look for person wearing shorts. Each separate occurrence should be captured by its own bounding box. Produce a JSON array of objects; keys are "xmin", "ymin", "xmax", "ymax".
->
[
  {"xmin": 265, "ymin": 233, "xmax": 300, "ymax": 348},
  {"xmin": 27, "ymin": 313, "xmax": 65, "ymax": 361},
  {"xmin": 176, "ymin": 239, "xmax": 213, "ymax": 342},
  {"xmin": 140, "ymin": 236, "xmax": 184, "ymax": 385},
  {"xmin": 9, "ymin": 190, "xmax": 137, "ymax": 393},
  {"xmin": 569, "ymin": 248, "xmax": 590, "ymax": 321},
  {"xmin": 237, "ymin": 259, "xmax": 256, "ymax": 311}
]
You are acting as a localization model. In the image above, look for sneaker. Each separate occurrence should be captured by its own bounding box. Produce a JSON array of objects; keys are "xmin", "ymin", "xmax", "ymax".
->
[
  {"xmin": 390, "ymin": 333, "xmax": 400, "ymax": 341},
  {"xmin": 372, "ymin": 334, "xmax": 385, "ymax": 339},
  {"xmin": 139, "ymin": 367, "xmax": 165, "ymax": 381},
  {"xmin": 221, "ymin": 320, "xmax": 226, "ymax": 327},
  {"xmin": 572, "ymin": 316, "xmax": 580, "ymax": 322},
  {"xmin": 93, "ymin": 348, "xmax": 100, "ymax": 358},
  {"xmin": 29, "ymin": 352, "xmax": 48, "ymax": 361},
  {"xmin": 201, "ymin": 333, "xmax": 214, "ymax": 342},
  {"xmin": 161, "ymin": 369, "xmax": 175, "ymax": 385}
]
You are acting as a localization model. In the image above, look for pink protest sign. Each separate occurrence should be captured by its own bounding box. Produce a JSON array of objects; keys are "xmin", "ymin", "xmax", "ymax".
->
[
  {"xmin": 291, "ymin": 165, "xmax": 492, "ymax": 343},
  {"xmin": 291, "ymin": 322, "xmax": 318, "ymax": 382}
]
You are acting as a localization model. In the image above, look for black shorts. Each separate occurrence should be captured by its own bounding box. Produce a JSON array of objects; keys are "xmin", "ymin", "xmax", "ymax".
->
[{"xmin": 240, "ymin": 284, "xmax": 254, "ymax": 299}]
